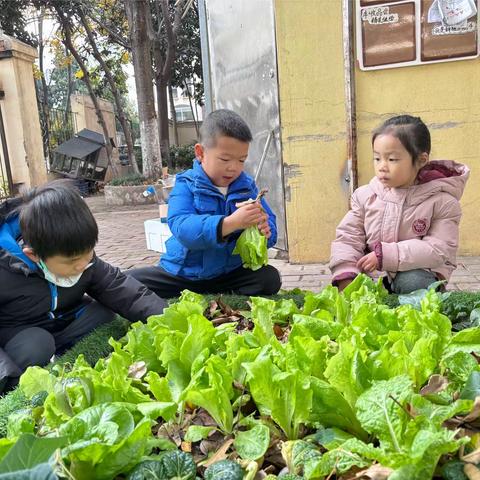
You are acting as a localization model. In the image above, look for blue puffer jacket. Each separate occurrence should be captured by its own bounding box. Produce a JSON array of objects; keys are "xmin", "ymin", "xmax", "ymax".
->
[{"xmin": 160, "ymin": 160, "xmax": 277, "ymax": 280}]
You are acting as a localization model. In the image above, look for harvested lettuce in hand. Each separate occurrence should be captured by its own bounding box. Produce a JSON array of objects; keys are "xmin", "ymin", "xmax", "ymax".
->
[
  {"xmin": 233, "ymin": 225, "xmax": 268, "ymax": 271},
  {"xmin": 233, "ymin": 189, "xmax": 269, "ymax": 271}
]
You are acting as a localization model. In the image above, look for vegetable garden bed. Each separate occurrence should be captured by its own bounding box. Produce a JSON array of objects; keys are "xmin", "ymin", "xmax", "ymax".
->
[{"xmin": 0, "ymin": 281, "xmax": 480, "ymax": 479}]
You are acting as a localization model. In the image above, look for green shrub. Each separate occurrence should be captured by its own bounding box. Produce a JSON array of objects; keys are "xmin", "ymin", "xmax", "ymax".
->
[
  {"xmin": 169, "ymin": 143, "xmax": 195, "ymax": 172},
  {"xmin": 108, "ymin": 173, "xmax": 148, "ymax": 186}
]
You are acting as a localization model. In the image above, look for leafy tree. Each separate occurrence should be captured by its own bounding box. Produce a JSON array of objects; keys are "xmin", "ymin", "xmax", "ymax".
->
[
  {"xmin": 0, "ymin": 1, "xmax": 37, "ymax": 47},
  {"xmin": 171, "ymin": 0, "xmax": 203, "ymax": 106}
]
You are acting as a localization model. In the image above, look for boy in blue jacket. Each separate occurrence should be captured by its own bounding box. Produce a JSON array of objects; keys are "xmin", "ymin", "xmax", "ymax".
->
[{"xmin": 130, "ymin": 109, "xmax": 281, "ymax": 297}]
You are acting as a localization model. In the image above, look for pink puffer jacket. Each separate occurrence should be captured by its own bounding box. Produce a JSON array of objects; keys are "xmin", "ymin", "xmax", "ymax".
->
[{"xmin": 330, "ymin": 160, "xmax": 470, "ymax": 282}]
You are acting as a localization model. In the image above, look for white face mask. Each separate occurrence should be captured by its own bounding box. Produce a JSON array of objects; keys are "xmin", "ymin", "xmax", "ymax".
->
[{"xmin": 38, "ymin": 260, "xmax": 93, "ymax": 288}]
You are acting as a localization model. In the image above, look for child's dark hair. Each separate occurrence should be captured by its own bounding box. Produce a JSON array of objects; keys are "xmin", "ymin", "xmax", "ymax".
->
[
  {"xmin": 372, "ymin": 115, "xmax": 431, "ymax": 164},
  {"xmin": 19, "ymin": 180, "xmax": 98, "ymax": 259},
  {"xmin": 199, "ymin": 109, "xmax": 253, "ymax": 148}
]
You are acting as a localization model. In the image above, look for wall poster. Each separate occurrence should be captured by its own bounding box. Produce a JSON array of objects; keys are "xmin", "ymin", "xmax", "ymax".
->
[{"xmin": 356, "ymin": 0, "xmax": 479, "ymax": 69}]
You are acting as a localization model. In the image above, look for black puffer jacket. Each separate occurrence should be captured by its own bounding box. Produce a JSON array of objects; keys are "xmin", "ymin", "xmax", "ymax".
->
[{"xmin": 0, "ymin": 197, "xmax": 166, "ymax": 378}]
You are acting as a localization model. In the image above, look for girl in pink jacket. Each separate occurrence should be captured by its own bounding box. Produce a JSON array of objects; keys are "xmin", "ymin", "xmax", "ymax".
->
[{"xmin": 330, "ymin": 115, "xmax": 470, "ymax": 294}]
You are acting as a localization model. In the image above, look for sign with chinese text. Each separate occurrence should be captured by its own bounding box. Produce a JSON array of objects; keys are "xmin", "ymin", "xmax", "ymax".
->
[{"xmin": 357, "ymin": 0, "xmax": 478, "ymax": 70}]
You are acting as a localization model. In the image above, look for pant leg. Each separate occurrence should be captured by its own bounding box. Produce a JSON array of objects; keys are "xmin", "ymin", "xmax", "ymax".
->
[
  {"xmin": 390, "ymin": 269, "xmax": 437, "ymax": 294},
  {"xmin": 52, "ymin": 298, "xmax": 115, "ymax": 353},
  {"xmin": 0, "ymin": 327, "xmax": 56, "ymax": 392},
  {"xmin": 129, "ymin": 264, "xmax": 282, "ymax": 297},
  {"xmin": 128, "ymin": 266, "xmax": 202, "ymax": 298},
  {"xmin": 3, "ymin": 327, "xmax": 56, "ymax": 372},
  {"xmin": 211, "ymin": 265, "xmax": 282, "ymax": 296}
]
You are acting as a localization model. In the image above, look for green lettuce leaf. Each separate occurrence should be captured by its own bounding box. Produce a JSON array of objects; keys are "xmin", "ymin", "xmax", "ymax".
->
[
  {"xmin": 355, "ymin": 375, "xmax": 413, "ymax": 452},
  {"xmin": 244, "ymin": 350, "xmax": 312, "ymax": 439},
  {"xmin": 308, "ymin": 377, "xmax": 366, "ymax": 439},
  {"xmin": 234, "ymin": 424, "xmax": 270, "ymax": 460},
  {"xmin": 233, "ymin": 226, "xmax": 268, "ymax": 271},
  {"xmin": 0, "ymin": 434, "xmax": 66, "ymax": 474},
  {"xmin": 59, "ymin": 403, "xmax": 152, "ymax": 480},
  {"xmin": 182, "ymin": 355, "xmax": 234, "ymax": 433}
]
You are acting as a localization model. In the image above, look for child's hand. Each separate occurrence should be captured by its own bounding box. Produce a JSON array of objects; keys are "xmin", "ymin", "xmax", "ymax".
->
[
  {"xmin": 356, "ymin": 252, "xmax": 378, "ymax": 273},
  {"xmin": 222, "ymin": 203, "xmax": 263, "ymax": 237},
  {"xmin": 258, "ymin": 212, "xmax": 271, "ymax": 239}
]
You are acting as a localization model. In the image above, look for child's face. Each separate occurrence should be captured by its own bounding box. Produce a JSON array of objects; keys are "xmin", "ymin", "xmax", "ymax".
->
[
  {"xmin": 373, "ymin": 134, "xmax": 427, "ymax": 188},
  {"xmin": 195, "ymin": 136, "xmax": 249, "ymax": 187},
  {"xmin": 40, "ymin": 250, "xmax": 94, "ymax": 277}
]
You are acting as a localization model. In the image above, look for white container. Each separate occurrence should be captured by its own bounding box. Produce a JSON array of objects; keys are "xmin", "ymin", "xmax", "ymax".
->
[{"xmin": 144, "ymin": 219, "xmax": 172, "ymax": 253}]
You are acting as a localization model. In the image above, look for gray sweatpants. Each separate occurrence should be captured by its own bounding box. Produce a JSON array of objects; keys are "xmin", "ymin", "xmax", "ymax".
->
[{"xmin": 389, "ymin": 269, "xmax": 438, "ymax": 294}]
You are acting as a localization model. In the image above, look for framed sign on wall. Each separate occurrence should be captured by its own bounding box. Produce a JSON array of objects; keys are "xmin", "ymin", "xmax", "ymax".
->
[{"xmin": 356, "ymin": 0, "xmax": 479, "ymax": 70}]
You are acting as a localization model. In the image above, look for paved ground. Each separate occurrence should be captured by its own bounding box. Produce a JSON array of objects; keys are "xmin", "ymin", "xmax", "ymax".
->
[{"xmin": 87, "ymin": 195, "xmax": 480, "ymax": 293}]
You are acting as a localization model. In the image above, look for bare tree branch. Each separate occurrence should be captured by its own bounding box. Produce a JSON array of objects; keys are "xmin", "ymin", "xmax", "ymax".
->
[
  {"xmin": 54, "ymin": 7, "xmax": 118, "ymax": 177},
  {"xmin": 84, "ymin": 9, "xmax": 130, "ymax": 50},
  {"xmin": 78, "ymin": 7, "xmax": 139, "ymax": 173},
  {"xmin": 160, "ymin": 0, "xmax": 185, "ymax": 80}
]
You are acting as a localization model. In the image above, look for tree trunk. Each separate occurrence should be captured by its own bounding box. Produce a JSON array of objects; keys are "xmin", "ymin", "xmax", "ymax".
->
[
  {"xmin": 168, "ymin": 82, "xmax": 179, "ymax": 146},
  {"xmin": 57, "ymin": 14, "xmax": 119, "ymax": 178},
  {"xmin": 183, "ymin": 78, "xmax": 199, "ymax": 137},
  {"xmin": 63, "ymin": 52, "xmax": 73, "ymax": 125},
  {"xmin": 155, "ymin": 77, "xmax": 171, "ymax": 170},
  {"xmin": 79, "ymin": 10, "xmax": 139, "ymax": 174},
  {"xmin": 125, "ymin": 0, "xmax": 162, "ymax": 179},
  {"xmin": 150, "ymin": 0, "xmax": 186, "ymax": 172},
  {"xmin": 37, "ymin": 8, "xmax": 51, "ymax": 168}
]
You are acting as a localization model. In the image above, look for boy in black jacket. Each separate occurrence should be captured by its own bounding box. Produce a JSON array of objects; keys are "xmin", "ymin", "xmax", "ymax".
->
[{"xmin": 0, "ymin": 181, "xmax": 166, "ymax": 391}]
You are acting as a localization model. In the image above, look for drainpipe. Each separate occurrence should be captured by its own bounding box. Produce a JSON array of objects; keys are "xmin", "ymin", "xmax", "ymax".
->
[{"xmin": 342, "ymin": 0, "xmax": 358, "ymax": 195}]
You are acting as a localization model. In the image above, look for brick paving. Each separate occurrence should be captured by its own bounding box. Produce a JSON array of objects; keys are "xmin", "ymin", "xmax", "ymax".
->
[{"xmin": 87, "ymin": 195, "xmax": 480, "ymax": 293}]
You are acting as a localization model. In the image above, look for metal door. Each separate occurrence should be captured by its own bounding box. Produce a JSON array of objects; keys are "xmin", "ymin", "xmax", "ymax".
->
[{"xmin": 200, "ymin": 0, "xmax": 287, "ymax": 250}]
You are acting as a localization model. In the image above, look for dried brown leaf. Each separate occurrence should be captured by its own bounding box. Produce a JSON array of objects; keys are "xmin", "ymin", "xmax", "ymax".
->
[
  {"xmin": 463, "ymin": 397, "xmax": 480, "ymax": 423},
  {"xmin": 354, "ymin": 464, "xmax": 394, "ymax": 480},
  {"xmin": 208, "ymin": 300, "xmax": 218, "ymax": 317},
  {"xmin": 192, "ymin": 409, "xmax": 217, "ymax": 427},
  {"xmin": 273, "ymin": 324, "xmax": 284, "ymax": 339},
  {"xmin": 420, "ymin": 374, "xmax": 449, "ymax": 396},
  {"xmin": 181, "ymin": 441, "xmax": 192, "ymax": 453},
  {"xmin": 128, "ymin": 361, "xmax": 147, "ymax": 379},
  {"xmin": 405, "ymin": 402, "xmax": 418, "ymax": 418},
  {"xmin": 471, "ymin": 352, "xmax": 480, "ymax": 364},
  {"xmin": 465, "ymin": 463, "xmax": 480, "ymax": 480},
  {"xmin": 233, "ymin": 381, "xmax": 246, "ymax": 390},
  {"xmin": 211, "ymin": 315, "xmax": 242, "ymax": 326},
  {"xmin": 216, "ymin": 297, "xmax": 236, "ymax": 317},
  {"xmin": 462, "ymin": 447, "xmax": 480, "ymax": 464},
  {"xmin": 202, "ymin": 438, "xmax": 234, "ymax": 468}
]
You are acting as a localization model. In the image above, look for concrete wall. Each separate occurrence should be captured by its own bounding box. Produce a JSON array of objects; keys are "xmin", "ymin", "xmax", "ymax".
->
[
  {"xmin": 0, "ymin": 33, "xmax": 47, "ymax": 190},
  {"xmin": 70, "ymin": 93, "xmax": 120, "ymax": 180},
  {"xmin": 70, "ymin": 93, "xmax": 117, "ymax": 142},
  {"xmin": 275, "ymin": 0, "xmax": 347, "ymax": 262},
  {"xmin": 274, "ymin": 1, "xmax": 480, "ymax": 262},
  {"xmin": 355, "ymin": 62, "xmax": 480, "ymax": 256},
  {"xmin": 168, "ymin": 120, "xmax": 200, "ymax": 146}
]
